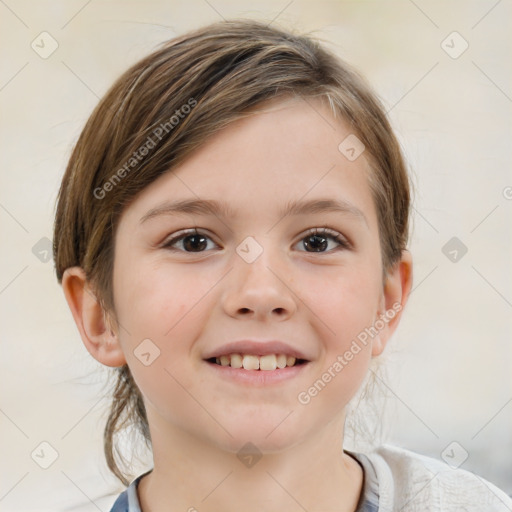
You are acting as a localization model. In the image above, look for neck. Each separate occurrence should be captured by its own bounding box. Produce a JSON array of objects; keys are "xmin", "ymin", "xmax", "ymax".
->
[{"xmin": 137, "ymin": 409, "xmax": 363, "ymax": 512}]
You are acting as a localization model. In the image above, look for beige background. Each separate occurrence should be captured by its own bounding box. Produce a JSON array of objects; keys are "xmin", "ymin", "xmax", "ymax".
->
[{"xmin": 0, "ymin": 0, "xmax": 511, "ymax": 510}]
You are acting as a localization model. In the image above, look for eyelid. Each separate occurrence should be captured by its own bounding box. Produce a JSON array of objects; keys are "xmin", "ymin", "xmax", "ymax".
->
[
  {"xmin": 160, "ymin": 228, "xmax": 220, "ymax": 251},
  {"xmin": 161, "ymin": 226, "xmax": 352, "ymax": 253},
  {"xmin": 297, "ymin": 227, "xmax": 352, "ymax": 251}
]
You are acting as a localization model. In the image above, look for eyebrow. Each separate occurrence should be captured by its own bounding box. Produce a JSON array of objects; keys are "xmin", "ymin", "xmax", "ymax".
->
[{"xmin": 139, "ymin": 197, "xmax": 368, "ymax": 226}]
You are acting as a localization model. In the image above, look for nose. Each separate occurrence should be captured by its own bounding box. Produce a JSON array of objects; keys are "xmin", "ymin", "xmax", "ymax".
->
[{"xmin": 221, "ymin": 245, "xmax": 297, "ymax": 322}]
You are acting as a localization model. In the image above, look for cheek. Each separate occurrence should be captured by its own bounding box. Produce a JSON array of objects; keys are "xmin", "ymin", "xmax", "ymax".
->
[
  {"xmin": 112, "ymin": 264, "xmax": 213, "ymax": 426},
  {"xmin": 298, "ymin": 264, "xmax": 380, "ymax": 407},
  {"xmin": 114, "ymin": 257, "xmax": 205, "ymax": 339},
  {"xmin": 296, "ymin": 262, "xmax": 382, "ymax": 347},
  {"xmin": 113, "ymin": 259, "xmax": 221, "ymax": 392}
]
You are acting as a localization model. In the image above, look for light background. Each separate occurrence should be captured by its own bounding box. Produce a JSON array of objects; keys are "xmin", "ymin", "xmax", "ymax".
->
[{"xmin": 0, "ymin": 0, "xmax": 511, "ymax": 510}]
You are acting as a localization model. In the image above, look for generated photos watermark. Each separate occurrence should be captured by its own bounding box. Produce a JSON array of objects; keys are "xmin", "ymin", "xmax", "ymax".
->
[
  {"xmin": 93, "ymin": 97, "xmax": 197, "ymax": 200},
  {"xmin": 297, "ymin": 301, "xmax": 402, "ymax": 405}
]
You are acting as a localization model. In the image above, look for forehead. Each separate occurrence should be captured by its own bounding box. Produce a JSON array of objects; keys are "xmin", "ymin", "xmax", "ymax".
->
[{"xmin": 121, "ymin": 97, "xmax": 377, "ymax": 229}]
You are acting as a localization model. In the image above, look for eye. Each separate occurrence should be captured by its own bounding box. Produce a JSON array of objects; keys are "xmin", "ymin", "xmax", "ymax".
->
[
  {"xmin": 161, "ymin": 227, "xmax": 350, "ymax": 254},
  {"xmin": 295, "ymin": 228, "xmax": 350, "ymax": 253},
  {"xmin": 162, "ymin": 229, "xmax": 218, "ymax": 253}
]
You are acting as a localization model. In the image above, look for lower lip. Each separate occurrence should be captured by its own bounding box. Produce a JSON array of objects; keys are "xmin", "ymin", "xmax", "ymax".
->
[{"xmin": 204, "ymin": 360, "xmax": 310, "ymax": 385}]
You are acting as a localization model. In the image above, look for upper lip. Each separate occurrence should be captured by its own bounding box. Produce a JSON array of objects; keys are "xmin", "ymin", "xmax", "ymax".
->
[{"xmin": 203, "ymin": 340, "xmax": 311, "ymax": 361}]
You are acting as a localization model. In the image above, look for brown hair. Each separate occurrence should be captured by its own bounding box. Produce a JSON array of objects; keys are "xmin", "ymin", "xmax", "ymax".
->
[{"xmin": 53, "ymin": 18, "xmax": 410, "ymax": 485}]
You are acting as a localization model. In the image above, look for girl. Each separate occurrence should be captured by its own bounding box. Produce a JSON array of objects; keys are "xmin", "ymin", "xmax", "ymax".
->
[{"xmin": 53, "ymin": 19, "xmax": 511, "ymax": 512}]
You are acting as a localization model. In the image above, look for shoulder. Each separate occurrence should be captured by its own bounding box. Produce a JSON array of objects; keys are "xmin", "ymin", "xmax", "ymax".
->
[{"xmin": 362, "ymin": 444, "xmax": 512, "ymax": 512}]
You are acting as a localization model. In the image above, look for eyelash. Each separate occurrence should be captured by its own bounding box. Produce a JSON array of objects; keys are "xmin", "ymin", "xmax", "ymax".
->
[{"xmin": 161, "ymin": 227, "xmax": 351, "ymax": 254}]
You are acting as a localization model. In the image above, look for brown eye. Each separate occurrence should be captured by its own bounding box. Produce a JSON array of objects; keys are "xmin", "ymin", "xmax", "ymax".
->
[
  {"xmin": 163, "ymin": 230, "xmax": 216, "ymax": 252},
  {"xmin": 297, "ymin": 228, "xmax": 349, "ymax": 253},
  {"xmin": 303, "ymin": 233, "xmax": 329, "ymax": 252},
  {"xmin": 180, "ymin": 234, "xmax": 209, "ymax": 252}
]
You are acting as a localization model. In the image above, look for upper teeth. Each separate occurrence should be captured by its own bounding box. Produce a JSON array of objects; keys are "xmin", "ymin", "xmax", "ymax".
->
[{"xmin": 214, "ymin": 354, "xmax": 298, "ymax": 370}]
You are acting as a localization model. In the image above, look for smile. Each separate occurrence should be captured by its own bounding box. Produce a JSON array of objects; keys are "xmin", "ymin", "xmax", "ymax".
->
[{"xmin": 207, "ymin": 353, "xmax": 308, "ymax": 370}]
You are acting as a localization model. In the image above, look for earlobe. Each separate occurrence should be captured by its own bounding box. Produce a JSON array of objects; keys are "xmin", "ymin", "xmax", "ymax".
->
[
  {"xmin": 61, "ymin": 267, "xmax": 126, "ymax": 367},
  {"xmin": 371, "ymin": 250, "xmax": 413, "ymax": 357}
]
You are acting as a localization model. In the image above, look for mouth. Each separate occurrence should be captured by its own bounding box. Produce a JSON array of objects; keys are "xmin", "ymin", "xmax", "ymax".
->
[
  {"xmin": 202, "ymin": 340, "xmax": 312, "ymax": 384},
  {"xmin": 206, "ymin": 353, "xmax": 309, "ymax": 370}
]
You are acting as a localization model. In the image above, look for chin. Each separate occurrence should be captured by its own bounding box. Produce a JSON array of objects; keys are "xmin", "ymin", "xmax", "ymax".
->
[{"xmin": 209, "ymin": 411, "xmax": 306, "ymax": 454}]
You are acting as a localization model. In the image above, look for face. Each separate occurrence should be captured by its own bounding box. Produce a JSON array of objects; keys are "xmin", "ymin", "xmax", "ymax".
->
[{"xmin": 111, "ymin": 97, "xmax": 396, "ymax": 454}]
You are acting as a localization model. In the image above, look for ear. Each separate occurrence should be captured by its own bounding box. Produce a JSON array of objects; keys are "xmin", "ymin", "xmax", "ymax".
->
[
  {"xmin": 371, "ymin": 250, "xmax": 413, "ymax": 357},
  {"xmin": 61, "ymin": 267, "xmax": 126, "ymax": 367}
]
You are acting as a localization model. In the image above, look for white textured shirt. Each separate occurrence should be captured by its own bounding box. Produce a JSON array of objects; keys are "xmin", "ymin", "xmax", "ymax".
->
[{"xmin": 357, "ymin": 444, "xmax": 511, "ymax": 511}]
